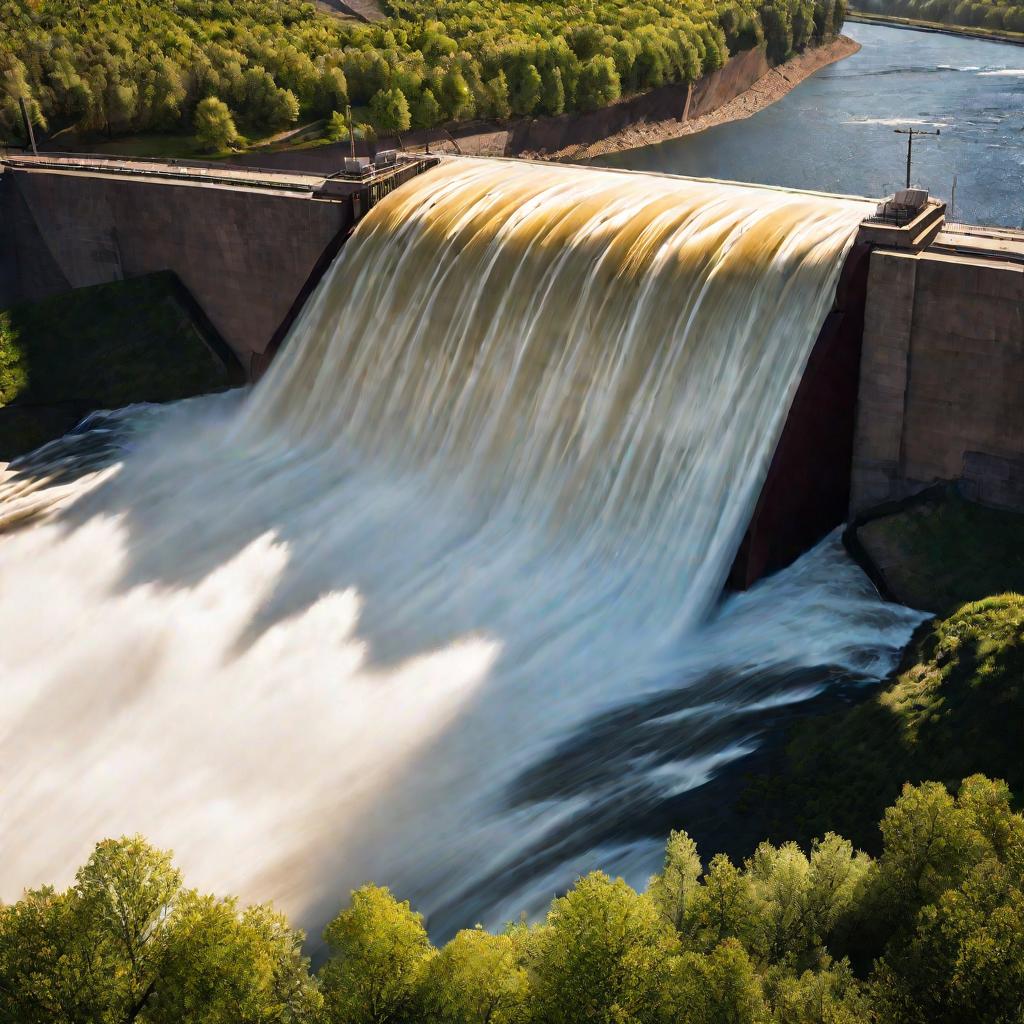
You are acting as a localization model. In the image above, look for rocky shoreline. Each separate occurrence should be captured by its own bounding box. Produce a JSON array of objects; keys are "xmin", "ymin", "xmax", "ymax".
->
[{"xmin": 538, "ymin": 35, "xmax": 861, "ymax": 162}]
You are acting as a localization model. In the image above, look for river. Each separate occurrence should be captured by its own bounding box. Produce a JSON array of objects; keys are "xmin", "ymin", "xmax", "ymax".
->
[{"xmin": 593, "ymin": 22, "xmax": 1024, "ymax": 228}]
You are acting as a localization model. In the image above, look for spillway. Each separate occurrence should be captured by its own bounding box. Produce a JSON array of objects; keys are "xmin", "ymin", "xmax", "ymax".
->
[{"xmin": 0, "ymin": 159, "xmax": 921, "ymax": 933}]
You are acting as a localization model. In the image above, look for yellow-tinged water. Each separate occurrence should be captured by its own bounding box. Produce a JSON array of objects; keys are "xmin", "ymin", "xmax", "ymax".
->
[{"xmin": 249, "ymin": 158, "xmax": 872, "ymax": 605}]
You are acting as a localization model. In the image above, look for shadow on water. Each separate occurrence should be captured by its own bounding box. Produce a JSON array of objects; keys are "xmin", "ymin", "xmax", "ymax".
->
[
  {"xmin": 2, "ymin": 393, "xmax": 923, "ymax": 941},
  {"xmin": 426, "ymin": 664, "xmax": 875, "ymax": 935}
]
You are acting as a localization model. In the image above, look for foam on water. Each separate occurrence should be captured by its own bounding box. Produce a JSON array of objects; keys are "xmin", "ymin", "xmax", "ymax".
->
[{"xmin": 0, "ymin": 159, "xmax": 921, "ymax": 934}]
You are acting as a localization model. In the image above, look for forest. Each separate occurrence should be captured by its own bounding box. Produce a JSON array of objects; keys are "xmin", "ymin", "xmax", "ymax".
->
[
  {"xmin": 2, "ymin": 774, "xmax": 1022, "ymax": 1023},
  {"xmin": 0, "ymin": 0, "xmax": 847, "ymax": 149},
  {"xmin": 855, "ymin": 0, "xmax": 1024, "ymax": 32}
]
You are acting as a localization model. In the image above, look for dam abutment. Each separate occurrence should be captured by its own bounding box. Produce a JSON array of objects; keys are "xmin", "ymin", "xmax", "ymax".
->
[
  {"xmin": 851, "ymin": 227, "xmax": 1024, "ymax": 516},
  {"xmin": 0, "ymin": 154, "xmax": 438, "ymax": 377}
]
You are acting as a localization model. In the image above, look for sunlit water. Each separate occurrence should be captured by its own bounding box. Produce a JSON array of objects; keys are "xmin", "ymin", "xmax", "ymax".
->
[
  {"xmin": 593, "ymin": 22, "xmax": 1024, "ymax": 228},
  {"xmin": 0, "ymin": 159, "xmax": 923, "ymax": 937}
]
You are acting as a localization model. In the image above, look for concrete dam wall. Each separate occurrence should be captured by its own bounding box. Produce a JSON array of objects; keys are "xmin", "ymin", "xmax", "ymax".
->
[
  {"xmin": 852, "ymin": 225, "xmax": 1024, "ymax": 514},
  {"xmin": 1, "ymin": 156, "xmax": 359, "ymax": 375}
]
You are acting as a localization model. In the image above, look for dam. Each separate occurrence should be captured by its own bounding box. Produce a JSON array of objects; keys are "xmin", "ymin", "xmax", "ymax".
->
[
  {"xmin": 3, "ymin": 150, "xmax": 1022, "ymax": 571},
  {"xmin": 0, "ymin": 151, "xmax": 1016, "ymax": 931}
]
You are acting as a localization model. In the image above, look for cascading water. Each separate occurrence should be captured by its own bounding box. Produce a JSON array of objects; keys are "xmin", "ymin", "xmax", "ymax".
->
[{"xmin": 0, "ymin": 158, "xmax": 922, "ymax": 935}]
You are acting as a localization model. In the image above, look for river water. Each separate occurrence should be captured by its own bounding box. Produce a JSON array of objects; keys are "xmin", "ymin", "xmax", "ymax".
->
[{"xmin": 593, "ymin": 22, "xmax": 1024, "ymax": 228}]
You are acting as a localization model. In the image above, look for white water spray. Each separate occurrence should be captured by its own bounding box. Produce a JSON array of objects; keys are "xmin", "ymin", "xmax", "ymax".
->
[{"xmin": 0, "ymin": 159, "xmax": 921, "ymax": 932}]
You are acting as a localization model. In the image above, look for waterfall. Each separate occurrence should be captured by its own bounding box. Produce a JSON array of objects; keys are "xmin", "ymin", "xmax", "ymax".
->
[
  {"xmin": 0, "ymin": 159, "xmax": 919, "ymax": 934},
  {"xmin": 248, "ymin": 158, "xmax": 872, "ymax": 623}
]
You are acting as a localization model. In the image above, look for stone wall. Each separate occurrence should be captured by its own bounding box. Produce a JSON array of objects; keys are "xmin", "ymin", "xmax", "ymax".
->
[
  {"xmin": 2, "ymin": 166, "xmax": 352, "ymax": 373},
  {"xmin": 851, "ymin": 246, "xmax": 1024, "ymax": 513}
]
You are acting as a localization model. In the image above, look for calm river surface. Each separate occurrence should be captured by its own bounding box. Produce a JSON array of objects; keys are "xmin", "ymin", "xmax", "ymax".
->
[{"xmin": 592, "ymin": 22, "xmax": 1024, "ymax": 227}]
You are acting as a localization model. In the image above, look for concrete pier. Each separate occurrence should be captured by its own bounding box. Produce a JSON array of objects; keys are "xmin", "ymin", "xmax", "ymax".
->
[{"xmin": 852, "ymin": 223, "xmax": 1024, "ymax": 514}]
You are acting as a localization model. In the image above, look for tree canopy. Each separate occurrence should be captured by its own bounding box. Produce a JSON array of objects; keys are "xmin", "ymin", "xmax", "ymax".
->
[
  {"xmin": 0, "ymin": 0, "xmax": 847, "ymax": 147},
  {"xmin": 3, "ymin": 776, "xmax": 1023, "ymax": 1022}
]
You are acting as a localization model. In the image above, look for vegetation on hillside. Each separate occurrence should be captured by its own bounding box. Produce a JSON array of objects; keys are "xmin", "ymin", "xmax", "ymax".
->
[
  {"xmin": 854, "ymin": 0, "xmax": 1024, "ymax": 32},
  {"xmin": 2, "ymin": 776, "xmax": 1022, "ymax": 1022},
  {"xmin": 0, "ymin": 0, "xmax": 848, "ymax": 151},
  {"xmin": 0, "ymin": 273, "xmax": 240, "ymax": 459},
  {"xmin": 740, "ymin": 591, "xmax": 1024, "ymax": 857},
  {"xmin": 848, "ymin": 486, "xmax": 1024, "ymax": 615}
]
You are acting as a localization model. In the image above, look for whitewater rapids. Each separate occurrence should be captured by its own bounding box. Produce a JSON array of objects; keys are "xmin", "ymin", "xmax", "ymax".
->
[{"xmin": 0, "ymin": 159, "xmax": 922, "ymax": 934}]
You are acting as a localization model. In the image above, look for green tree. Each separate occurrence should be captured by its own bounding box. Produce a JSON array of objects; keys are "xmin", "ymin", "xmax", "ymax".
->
[
  {"xmin": 411, "ymin": 88, "xmax": 442, "ymax": 129},
  {"xmin": 663, "ymin": 939, "xmax": 767, "ymax": 1024},
  {"xmin": 325, "ymin": 109, "xmax": 349, "ymax": 141},
  {"xmin": 318, "ymin": 65, "xmax": 349, "ymax": 114},
  {"xmin": 0, "ymin": 312, "xmax": 27, "ymax": 405},
  {"xmin": 369, "ymin": 86, "xmax": 412, "ymax": 134},
  {"xmin": 772, "ymin": 957, "xmax": 870, "ymax": 1024},
  {"xmin": 193, "ymin": 95, "xmax": 239, "ymax": 151},
  {"xmin": 575, "ymin": 55, "xmax": 621, "ymax": 112},
  {"xmin": 0, "ymin": 836, "xmax": 317, "ymax": 1024},
  {"xmin": 439, "ymin": 67, "xmax": 474, "ymax": 120},
  {"xmin": 530, "ymin": 872, "xmax": 677, "ymax": 1023},
  {"xmin": 319, "ymin": 884, "xmax": 433, "ymax": 1024},
  {"xmin": 687, "ymin": 854, "xmax": 765, "ymax": 954},
  {"xmin": 541, "ymin": 65, "xmax": 566, "ymax": 115},
  {"xmin": 649, "ymin": 829, "xmax": 702, "ymax": 933},
  {"xmin": 508, "ymin": 62, "xmax": 542, "ymax": 116},
  {"xmin": 419, "ymin": 926, "xmax": 530, "ymax": 1024}
]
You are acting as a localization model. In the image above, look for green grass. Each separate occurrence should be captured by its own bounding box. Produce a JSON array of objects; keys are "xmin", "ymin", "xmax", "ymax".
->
[
  {"xmin": 849, "ymin": 486, "xmax": 1024, "ymax": 615},
  {"xmin": 740, "ymin": 592, "xmax": 1024, "ymax": 852},
  {"xmin": 0, "ymin": 272, "xmax": 241, "ymax": 459}
]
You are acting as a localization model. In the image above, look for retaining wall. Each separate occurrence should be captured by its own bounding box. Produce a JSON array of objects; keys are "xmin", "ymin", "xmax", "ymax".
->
[
  {"xmin": 851, "ymin": 242, "xmax": 1024, "ymax": 514},
  {"xmin": 1, "ymin": 163, "xmax": 352, "ymax": 373}
]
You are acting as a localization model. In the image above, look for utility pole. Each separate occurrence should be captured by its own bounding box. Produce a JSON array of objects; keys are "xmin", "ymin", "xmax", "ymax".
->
[
  {"xmin": 894, "ymin": 127, "xmax": 940, "ymax": 189},
  {"xmin": 18, "ymin": 96, "xmax": 38, "ymax": 155},
  {"xmin": 345, "ymin": 103, "xmax": 356, "ymax": 161}
]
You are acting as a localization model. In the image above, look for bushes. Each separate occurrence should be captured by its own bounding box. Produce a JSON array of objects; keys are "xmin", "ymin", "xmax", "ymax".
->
[
  {"xmin": 193, "ymin": 96, "xmax": 239, "ymax": 151},
  {"xmin": 739, "ymin": 593, "xmax": 1024, "ymax": 854},
  {"xmin": 0, "ymin": 0, "xmax": 847, "ymax": 148},
  {"xmin": 3, "ymin": 777, "xmax": 1023, "ymax": 1023}
]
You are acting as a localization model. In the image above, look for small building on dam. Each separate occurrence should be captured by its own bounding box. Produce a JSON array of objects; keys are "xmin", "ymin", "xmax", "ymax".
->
[{"xmin": 2, "ymin": 150, "xmax": 1022, "ymax": 587}]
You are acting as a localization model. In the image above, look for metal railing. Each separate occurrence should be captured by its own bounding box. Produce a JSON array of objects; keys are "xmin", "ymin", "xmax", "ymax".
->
[{"xmin": 361, "ymin": 157, "xmax": 436, "ymax": 208}]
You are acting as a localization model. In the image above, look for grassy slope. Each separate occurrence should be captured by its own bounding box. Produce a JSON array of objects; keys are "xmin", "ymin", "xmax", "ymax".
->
[
  {"xmin": 0, "ymin": 272, "xmax": 240, "ymax": 459},
  {"xmin": 850, "ymin": 486, "xmax": 1024, "ymax": 615},
  {"xmin": 740, "ymin": 594, "xmax": 1024, "ymax": 852}
]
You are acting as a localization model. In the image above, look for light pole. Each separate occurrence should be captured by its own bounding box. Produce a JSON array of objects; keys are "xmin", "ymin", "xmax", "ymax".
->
[{"xmin": 894, "ymin": 127, "xmax": 940, "ymax": 189}]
